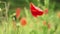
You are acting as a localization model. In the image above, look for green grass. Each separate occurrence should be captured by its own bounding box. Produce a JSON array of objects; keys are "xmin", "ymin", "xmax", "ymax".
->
[{"xmin": 0, "ymin": 8, "xmax": 60, "ymax": 34}]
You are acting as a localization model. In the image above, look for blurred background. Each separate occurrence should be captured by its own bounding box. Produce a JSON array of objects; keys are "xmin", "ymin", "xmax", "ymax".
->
[
  {"xmin": 0, "ymin": 0, "xmax": 60, "ymax": 17},
  {"xmin": 0, "ymin": 0, "xmax": 60, "ymax": 34}
]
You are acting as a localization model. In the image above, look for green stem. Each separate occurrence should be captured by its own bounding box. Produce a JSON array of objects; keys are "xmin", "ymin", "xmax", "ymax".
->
[{"xmin": 24, "ymin": 7, "xmax": 29, "ymax": 18}]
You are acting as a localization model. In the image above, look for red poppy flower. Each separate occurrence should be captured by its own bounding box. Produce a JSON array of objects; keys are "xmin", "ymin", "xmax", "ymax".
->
[
  {"xmin": 20, "ymin": 17, "xmax": 27, "ymax": 26},
  {"xmin": 43, "ymin": 21, "xmax": 46, "ymax": 25},
  {"xmin": 43, "ymin": 21, "xmax": 50, "ymax": 29},
  {"xmin": 30, "ymin": 2, "xmax": 44, "ymax": 17},
  {"xmin": 48, "ymin": 24, "xmax": 50, "ymax": 29},
  {"xmin": 44, "ymin": 8, "xmax": 48, "ymax": 14},
  {"xmin": 16, "ymin": 8, "xmax": 20, "ymax": 19}
]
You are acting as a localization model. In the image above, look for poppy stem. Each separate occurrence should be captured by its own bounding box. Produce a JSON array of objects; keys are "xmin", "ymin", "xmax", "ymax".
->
[
  {"xmin": 24, "ymin": 7, "xmax": 29, "ymax": 18},
  {"xmin": 44, "ymin": 0, "xmax": 49, "ymax": 8}
]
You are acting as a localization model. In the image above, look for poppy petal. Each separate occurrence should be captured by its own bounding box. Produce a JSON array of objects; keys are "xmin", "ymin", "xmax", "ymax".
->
[
  {"xmin": 16, "ymin": 8, "xmax": 20, "ymax": 19},
  {"xmin": 30, "ymin": 2, "xmax": 44, "ymax": 17}
]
